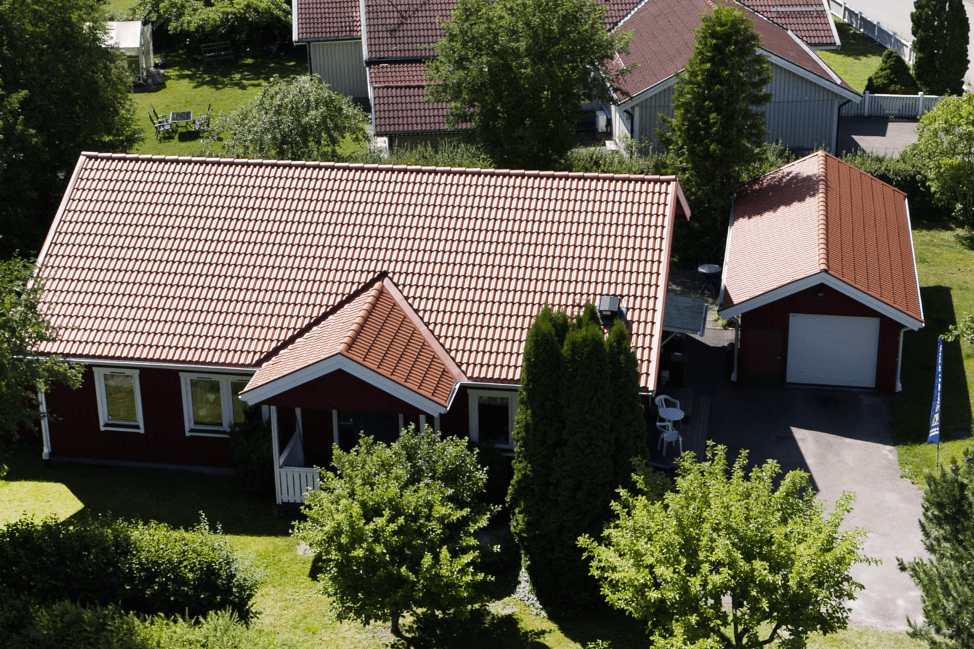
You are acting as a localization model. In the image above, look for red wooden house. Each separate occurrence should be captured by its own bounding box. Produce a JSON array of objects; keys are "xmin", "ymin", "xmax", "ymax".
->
[
  {"xmin": 34, "ymin": 153, "xmax": 690, "ymax": 504},
  {"xmin": 718, "ymin": 151, "xmax": 924, "ymax": 393}
]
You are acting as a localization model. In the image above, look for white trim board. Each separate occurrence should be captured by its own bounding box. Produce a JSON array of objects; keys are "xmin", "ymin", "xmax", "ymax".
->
[{"xmin": 718, "ymin": 270, "xmax": 923, "ymax": 330}]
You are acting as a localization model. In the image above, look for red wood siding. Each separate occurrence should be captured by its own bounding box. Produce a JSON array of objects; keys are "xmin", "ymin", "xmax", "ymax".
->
[
  {"xmin": 261, "ymin": 369, "xmax": 431, "ymax": 415},
  {"xmin": 738, "ymin": 285, "xmax": 901, "ymax": 393},
  {"xmin": 44, "ymin": 366, "xmax": 233, "ymax": 467}
]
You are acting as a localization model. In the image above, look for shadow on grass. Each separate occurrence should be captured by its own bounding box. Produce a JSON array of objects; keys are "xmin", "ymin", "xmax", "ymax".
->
[
  {"xmin": 2, "ymin": 445, "xmax": 289, "ymax": 537},
  {"xmin": 895, "ymin": 286, "xmax": 973, "ymax": 446},
  {"xmin": 395, "ymin": 608, "xmax": 549, "ymax": 649},
  {"xmin": 164, "ymin": 48, "xmax": 305, "ymax": 92},
  {"xmin": 832, "ymin": 21, "xmax": 887, "ymax": 60}
]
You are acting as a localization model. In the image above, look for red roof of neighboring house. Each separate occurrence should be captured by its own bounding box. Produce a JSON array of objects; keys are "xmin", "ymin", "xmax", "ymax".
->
[
  {"xmin": 613, "ymin": 0, "xmax": 852, "ymax": 100},
  {"xmin": 372, "ymin": 85, "xmax": 453, "ymax": 135},
  {"xmin": 719, "ymin": 151, "xmax": 923, "ymax": 327},
  {"xmin": 244, "ymin": 277, "xmax": 463, "ymax": 407},
  {"xmin": 36, "ymin": 153, "xmax": 690, "ymax": 392},
  {"xmin": 369, "ymin": 62, "xmax": 430, "ymax": 86},
  {"xmin": 296, "ymin": 0, "xmax": 361, "ymax": 41},
  {"xmin": 362, "ymin": 0, "xmax": 455, "ymax": 60},
  {"xmin": 737, "ymin": 0, "xmax": 838, "ymax": 47}
]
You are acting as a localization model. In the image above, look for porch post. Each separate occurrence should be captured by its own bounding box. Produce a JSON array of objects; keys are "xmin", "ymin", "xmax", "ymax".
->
[
  {"xmin": 332, "ymin": 410, "xmax": 340, "ymax": 447},
  {"xmin": 38, "ymin": 391, "xmax": 51, "ymax": 460},
  {"xmin": 270, "ymin": 405, "xmax": 282, "ymax": 505},
  {"xmin": 419, "ymin": 414, "xmax": 427, "ymax": 432},
  {"xmin": 434, "ymin": 415, "xmax": 441, "ymax": 433}
]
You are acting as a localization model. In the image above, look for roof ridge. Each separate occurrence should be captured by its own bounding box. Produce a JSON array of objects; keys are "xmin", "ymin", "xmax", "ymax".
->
[
  {"xmin": 340, "ymin": 282, "xmax": 383, "ymax": 353},
  {"xmin": 78, "ymin": 152, "xmax": 681, "ymax": 183},
  {"xmin": 816, "ymin": 150, "xmax": 828, "ymax": 271}
]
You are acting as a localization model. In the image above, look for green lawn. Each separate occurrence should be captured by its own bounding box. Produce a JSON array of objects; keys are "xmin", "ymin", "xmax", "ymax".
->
[
  {"xmin": 0, "ymin": 446, "xmax": 924, "ymax": 648},
  {"xmin": 130, "ymin": 48, "xmax": 308, "ymax": 157},
  {"xmin": 894, "ymin": 226, "xmax": 974, "ymax": 484},
  {"xmin": 817, "ymin": 18, "xmax": 887, "ymax": 92}
]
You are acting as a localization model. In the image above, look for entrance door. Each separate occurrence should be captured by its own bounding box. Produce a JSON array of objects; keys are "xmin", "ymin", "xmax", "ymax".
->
[{"xmin": 785, "ymin": 313, "xmax": 881, "ymax": 388}]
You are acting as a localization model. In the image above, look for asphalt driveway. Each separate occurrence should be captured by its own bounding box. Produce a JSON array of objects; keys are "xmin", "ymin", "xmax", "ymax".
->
[{"xmin": 678, "ymin": 332, "xmax": 928, "ymax": 632}]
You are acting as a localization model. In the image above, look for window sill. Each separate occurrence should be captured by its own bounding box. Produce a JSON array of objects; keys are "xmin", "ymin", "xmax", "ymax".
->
[
  {"xmin": 186, "ymin": 429, "xmax": 230, "ymax": 438},
  {"xmin": 102, "ymin": 423, "xmax": 143, "ymax": 434}
]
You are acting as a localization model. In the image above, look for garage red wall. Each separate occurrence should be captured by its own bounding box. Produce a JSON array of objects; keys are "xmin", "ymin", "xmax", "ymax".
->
[
  {"xmin": 44, "ymin": 366, "xmax": 233, "ymax": 468},
  {"xmin": 738, "ymin": 284, "xmax": 901, "ymax": 393}
]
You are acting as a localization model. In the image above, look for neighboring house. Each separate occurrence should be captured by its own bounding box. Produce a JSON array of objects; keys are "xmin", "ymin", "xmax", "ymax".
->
[
  {"xmin": 35, "ymin": 152, "xmax": 693, "ymax": 505},
  {"xmin": 105, "ymin": 21, "xmax": 154, "ymax": 82},
  {"xmin": 717, "ymin": 151, "xmax": 924, "ymax": 393},
  {"xmin": 606, "ymin": 0, "xmax": 859, "ymax": 153},
  {"xmin": 292, "ymin": 0, "xmax": 368, "ymax": 98},
  {"xmin": 736, "ymin": 0, "xmax": 840, "ymax": 49},
  {"xmin": 293, "ymin": 0, "xmax": 855, "ymax": 149}
]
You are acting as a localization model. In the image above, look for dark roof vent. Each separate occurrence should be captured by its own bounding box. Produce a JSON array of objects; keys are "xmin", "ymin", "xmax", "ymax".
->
[{"xmin": 598, "ymin": 295, "xmax": 624, "ymax": 325}]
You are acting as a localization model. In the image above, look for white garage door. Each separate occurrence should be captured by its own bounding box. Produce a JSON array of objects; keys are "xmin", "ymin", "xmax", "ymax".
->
[{"xmin": 786, "ymin": 313, "xmax": 881, "ymax": 388}]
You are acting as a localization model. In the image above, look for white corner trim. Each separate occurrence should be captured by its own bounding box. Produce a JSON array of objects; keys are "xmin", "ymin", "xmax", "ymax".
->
[
  {"xmin": 291, "ymin": 0, "xmax": 299, "ymax": 43},
  {"xmin": 93, "ymin": 367, "xmax": 145, "ymax": 434},
  {"xmin": 359, "ymin": 0, "xmax": 369, "ymax": 60},
  {"xmin": 241, "ymin": 354, "xmax": 449, "ymax": 415},
  {"xmin": 718, "ymin": 271, "xmax": 924, "ymax": 330}
]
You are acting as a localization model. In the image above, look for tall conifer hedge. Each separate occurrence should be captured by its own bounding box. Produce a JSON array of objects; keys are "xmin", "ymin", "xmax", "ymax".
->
[{"xmin": 508, "ymin": 304, "xmax": 648, "ymax": 609}]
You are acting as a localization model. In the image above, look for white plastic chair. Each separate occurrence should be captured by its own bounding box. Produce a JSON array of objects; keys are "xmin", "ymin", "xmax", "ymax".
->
[
  {"xmin": 657, "ymin": 420, "xmax": 682, "ymax": 455},
  {"xmin": 654, "ymin": 394, "xmax": 681, "ymax": 427}
]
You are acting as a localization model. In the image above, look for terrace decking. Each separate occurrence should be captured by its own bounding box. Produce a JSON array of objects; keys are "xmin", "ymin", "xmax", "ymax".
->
[{"xmin": 647, "ymin": 386, "xmax": 711, "ymax": 470}]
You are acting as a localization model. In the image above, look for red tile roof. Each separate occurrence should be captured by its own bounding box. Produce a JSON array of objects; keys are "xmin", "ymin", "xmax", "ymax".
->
[
  {"xmin": 297, "ymin": 0, "xmax": 361, "ymax": 41},
  {"xmin": 369, "ymin": 62, "xmax": 430, "ymax": 86},
  {"xmin": 372, "ymin": 85, "xmax": 453, "ymax": 135},
  {"xmin": 720, "ymin": 151, "xmax": 923, "ymax": 326},
  {"xmin": 362, "ymin": 0, "xmax": 454, "ymax": 60},
  {"xmin": 37, "ymin": 153, "xmax": 690, "ymax": 392},
  {"xmin": 737, "ymin": 0, "xmax": 838, "ymax": 47},
  {"xmin": 245, "ymin": 278, "xmax": 463, "ymax": 406},
  {"xmin": 613, "ymin": 0, "xmax": 852, "ymax": 99}
]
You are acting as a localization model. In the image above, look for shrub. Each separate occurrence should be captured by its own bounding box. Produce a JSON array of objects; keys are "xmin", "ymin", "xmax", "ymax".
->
[
  {"xmin": 865, "ymin": 50, "xmax": 921, "ymax": 95},
  {"xmin": 127, "ymin": 516, "xmax": 261, "ymax": 622},
  {"xmin": 229, "ymin": 408, "xmax": 275, "ymax": 496},
  {"xmin": 6, "ymin": 600, "xmax": 147, "ymax": 649}
]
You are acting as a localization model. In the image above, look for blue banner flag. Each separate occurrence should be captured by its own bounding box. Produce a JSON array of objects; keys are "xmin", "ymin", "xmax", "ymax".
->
[{"xmin": 928, "ymin": 337, "xmax": 943, "ymax": 445}]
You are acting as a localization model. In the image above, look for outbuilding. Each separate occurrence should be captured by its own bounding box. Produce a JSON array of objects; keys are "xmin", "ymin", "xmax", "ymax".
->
[
  {"xmin": 718, "ymin": 151, "xmax": 924, "ymax": 393},
  {"xmin": 105, "ymin": 21, "xmax": 153, "ymax": 82}
]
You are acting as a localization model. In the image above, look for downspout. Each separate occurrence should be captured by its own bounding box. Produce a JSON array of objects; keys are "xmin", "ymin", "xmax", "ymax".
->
[
  {"xmin": 731, "ymin": 317, "xmax": 740, "ymax": 383},
  {"xmin": 834, "ymin": 99, "xmax": 853, "ymax": 154},
  {"xmin": 38, "ymin": 391, "xmax": 51, "ymax": 461},
  {"xmin": 895, "ymin": 326, "xmax": 909, "ymax": 392}
]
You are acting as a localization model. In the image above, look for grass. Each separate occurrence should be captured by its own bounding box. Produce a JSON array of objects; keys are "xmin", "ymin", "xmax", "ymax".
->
[
  {"xmin": 103, "ymin": 0, "xmax": 137, "ymax": 15},
  {"xmin": 130, "ymin": 48, "xmax": 308, "ymax": 157},
  {"xmin": 817, "ymin": 18, "xmax": 887, "ymax": 93},
  {"xmin": 893, "ymin": 225, "xmax": 974, "ymax": 484},
  {"xmin": 0, "ymin": 445, "xmax": 925, "ymax": 648}
]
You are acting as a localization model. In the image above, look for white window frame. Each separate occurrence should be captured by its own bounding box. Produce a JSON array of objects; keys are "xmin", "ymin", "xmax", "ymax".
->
[
  {"xmin": 468, "ymin": 389, "xmax": 518, "ymax": 450},
  {"xmin": 93, "ymin": 367, "xmax": 145, "ymax": 433},
  {"xmin": 179, "ymin": 372, "xmax": 251, "ymax": 437}
]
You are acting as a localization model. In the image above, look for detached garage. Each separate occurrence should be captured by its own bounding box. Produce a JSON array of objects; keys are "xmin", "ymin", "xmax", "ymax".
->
[{"xmin": 718, "ymin": 151, "xmax": 924, "ymax": 393}]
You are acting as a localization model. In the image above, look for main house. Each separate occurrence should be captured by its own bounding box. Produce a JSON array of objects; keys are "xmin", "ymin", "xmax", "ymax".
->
[
  {"xmin": 292, "ymin": 0, "xmax": 854, "ymax": 149},
  {"xmin": 34, "ymin": 152, "xmax": 691, "ymax": 505}
]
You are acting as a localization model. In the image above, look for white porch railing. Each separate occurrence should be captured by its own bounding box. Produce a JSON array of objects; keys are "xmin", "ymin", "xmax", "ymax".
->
[
  {"xmin": 840, "ymin": 91, "xmax": 943, "ymax": 118},
  {"xmin": 277, "ymin": 426, "xmax": 319, "ymax": 504}
]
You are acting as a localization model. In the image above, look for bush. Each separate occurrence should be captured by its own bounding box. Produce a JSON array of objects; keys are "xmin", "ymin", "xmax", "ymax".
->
[
  {"xmin": 5, "ymin": 600, "xmax": 147, "ymax": 649},
  {"xmin": 229, "ymin": 408, "xmax": 275, "ymax": 496},
  {"xmin": 865, "ymin": 50, "xmax": 921, "ymax": 95},
  {"xmin": 0, "ymin": 515, "xmax": 260, "ymax": 622}
]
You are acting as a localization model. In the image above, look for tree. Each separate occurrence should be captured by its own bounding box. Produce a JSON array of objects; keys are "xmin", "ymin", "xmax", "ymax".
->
[
  {"xmin": 865, "ymin": 50, "xmax": 921, "ymax": 95},
  {"xmin": 0, "ymin": 0, "xmax": 140, "ymax": 258},
  {"xmin": 657, "ymin": 5, "xmax": 772, "ymax": 264},
  {"xmin": 508, "ymin": 305, "xmax": 648, "ymax": 609},
  {"xmin": 292, "ymin": 424, "xmax": 494, "ymax": 639},
  {"xmin": 130, "ymin": 0, "xmax": 291, "ymax": 52},
  {"xmin": 908, "ymin": 93, "xmax": 974, "ymax": 226},
  {"xmin": 425, "ymin": 0, "xmax": 634, "ymax": 170},
  {"xmin": 201, "ymin": 75, "xmax": 369, "ymax": 161},
  {"xmin": 899, "ymin": 447, "xmax": 974, "ymax": 649},
  {"xmin": 581, "ymin": 444, "xmax": 873, "ymax": 649},
  {"xmin": 911, "ymin": 0, "xmax": 969, "ymax": 96},
  {"xmin": 0, "ymin": 257, "xmax": 84, "ymax": 435},
  {"xmin": 943, "ymin": 314, "xmax": 974, "ymax": 346}
]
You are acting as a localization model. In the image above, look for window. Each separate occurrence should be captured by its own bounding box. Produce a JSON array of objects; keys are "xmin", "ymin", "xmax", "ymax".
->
[
  {"xmin": 93, "ymin": 367, "xmax": 144, "ymax": 433},
  {"xmin": 179, "ymin": 373, "xmax": 251, "ymax": 436},
  {"xmin": 468, "ymin": 389, "xmax": 517, "ymax": 450}
]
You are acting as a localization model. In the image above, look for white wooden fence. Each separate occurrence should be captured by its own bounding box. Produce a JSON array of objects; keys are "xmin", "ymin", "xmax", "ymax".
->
[
  {"xmin": 828, "ymin": 0, "xmax": 914, "ymax": 63},
  {"xmin": 840, "ymin": 91, "xmax": 943, "ymax": 118},
  {"xmin": 277, "ymin": 429, "xmax": 319, "ymax": 504}
]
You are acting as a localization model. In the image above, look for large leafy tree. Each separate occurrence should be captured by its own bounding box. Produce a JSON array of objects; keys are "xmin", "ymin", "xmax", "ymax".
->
[
  {"xmin": 202, "ymin": 75, "xmax": 368, "ymax": 161},
  {"xmin": 292, "ymin": 424, "xmax": 494, "ymax": 639},
  {"xmin": 582, "ymin": 444, "xmax": 872, "ymax": 649},
  {"xmin": 899, "ymin": 446, "xmax": 974, "ymax": 649},
  {"xmin": 0, "ymin": 0, "xmax": 140, "ymax": 258},
  {"xmin": 657, "ymin": 5, "xmax": 772, "ymax": 264},
  {"xmin": 426, "ymin": 0, "xmax": 633, "ymax": 170},
  {"xmin": 911, "ymin": 0, "xmax": 970, "ymax": 96},
  {"xmin": 0, "ymin": 257, "xmax": 84, "ymax": 435},
  {"xmin": 508, "ymin": 305, "xmax": 648, "ymax": 609},
  {"xmin": 908, "ymin": 93, "xmax": 974, "ymax": 227}
]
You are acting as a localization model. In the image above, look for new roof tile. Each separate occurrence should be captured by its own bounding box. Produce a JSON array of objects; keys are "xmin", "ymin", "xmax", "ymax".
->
[
  {"xmin": 721, "ymin": 151, "xmax": 922, "ymax": 324},
  {"xmin": 37, "ymin": 153, "xmax": 689, "ymax": 392}
]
